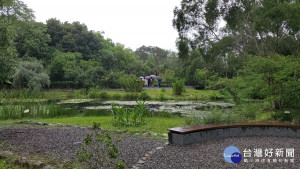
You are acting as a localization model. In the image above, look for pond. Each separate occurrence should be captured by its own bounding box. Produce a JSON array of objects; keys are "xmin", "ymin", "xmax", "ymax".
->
[
  {"xmin": 0, "ymin": 99, "xmax": 235, "ymax": 120},
  {"xmin": 83, "ymin": 100, "xmax": 235, "ymax": 116}
]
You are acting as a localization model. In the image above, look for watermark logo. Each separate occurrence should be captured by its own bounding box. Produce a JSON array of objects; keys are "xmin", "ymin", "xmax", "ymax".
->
[{"xmin": 223, "ymin": 146, "xmax": 242, "ymax": 163}]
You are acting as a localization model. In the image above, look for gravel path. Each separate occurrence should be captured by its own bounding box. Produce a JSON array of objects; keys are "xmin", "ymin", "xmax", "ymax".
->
[
  {"xmin": 142, "ymin": 136, "xmax": 300, "ymax": 169},
  {"xmin": 0, "ymin": 125, "xmax": 164, "ymax": 168},
  {"xmin": 0, "ymin": 124, "xmax": 299, "ymax": 168}
]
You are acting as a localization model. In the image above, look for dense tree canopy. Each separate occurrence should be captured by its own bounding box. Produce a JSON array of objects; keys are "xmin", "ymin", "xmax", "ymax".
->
[
  {"xmin": 173, "ymin": 0, "xmax": 300, "ymax": 57},
  {"xmin": 173, "ymin": 0, "xmax": 300, "ymax": 81},
  {"xmin": 0, "ymin": 0, "xmax": 34, "ymax": 82},
  {"xmin": 1, "ymin": 0, "xmax": 300, "ymax": 110},
  {"xmin": 46, "ymin": 18, "xmax": 102, "ymax": 59},
  {"xmin": 172, "ymin": 0, "xmax": 300, "ymax": 109},
  {"xmin": 0, "ymin": 0, "xmax": 181, "ymax": 89}
]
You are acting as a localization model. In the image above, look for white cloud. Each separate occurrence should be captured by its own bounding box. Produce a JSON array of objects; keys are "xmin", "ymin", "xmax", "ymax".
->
[{"xmin": 22, "ymin": 0, "xmax": 181, "ymax": 51}]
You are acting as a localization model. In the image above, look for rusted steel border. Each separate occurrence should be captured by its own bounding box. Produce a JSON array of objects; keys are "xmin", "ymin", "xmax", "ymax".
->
[{"xmin": 168, "ymin": 123, "xmax": 300, "ymax": 134}]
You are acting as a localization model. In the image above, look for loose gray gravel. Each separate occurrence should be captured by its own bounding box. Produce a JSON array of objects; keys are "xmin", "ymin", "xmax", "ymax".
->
[
  {"xmin": 0, "ymin": 125, "xmax": 164, "ymax": 168},
  {"xmin": 0, "ymin": 124, "xmax": 299, "ymax": 168},
  {"xmin": 142, "ymin": 136, "xmax": 300, "ymax": 169}
]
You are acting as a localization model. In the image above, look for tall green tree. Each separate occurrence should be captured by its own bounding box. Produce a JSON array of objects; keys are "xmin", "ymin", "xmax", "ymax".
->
[
  {"xmin": 0, "ymin": 0, "xmax": 34, "ymax": 83},
  {"xmin": 173, "ymin": 0, "xmax": 300, "ymax": 82},
  {"xmin": 135, "ymin": 45, "xmax": 169, "ymax": 61},
  {"xmin": 49, "ymin": 51, "xmax": 82, "ymax": 83},
  {"xmin": 14, "ymin": 21, "xmax": 51, "ymax": 61},
  {"xmin": 173, "ymin": 0, "xmax": 300, "ymax": 57},
  {"xmin": 46, "ymin": 19, "xmax": 102, "ymax": 59}
]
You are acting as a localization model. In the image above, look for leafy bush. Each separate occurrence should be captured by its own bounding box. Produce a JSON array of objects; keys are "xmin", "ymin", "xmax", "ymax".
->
[
  {"xmin": 88, "ymin": 87, "xmax": 98, "ymax": 99},
  {"xmin": 217, "ymin": 77, "xmax": 244, "ymax": 104},
  {"xmin": 202, "ymin": 109, "xmax": 223, "ymax": 124},
  {"xmin": 119, "ymin": 74, "xmax": 144, "ymax": 92},
  {"xmin": 88, "ymin": 88, "xmax": 110, "ymax": 100},
  {"xmin": 200, "ymin": 109, "xmax": 240, "ymax": 124},
  {"xmin": 239, "ymin": 55, "xmax": 300, "ymax": 109},
  {"xmin": 160, "ymin": 69, "xmax": 176, "ymax": 86},
  {"xmin": 233, "ymin": 103, "xmax": 264, "ymax": 120},
  {"xmin": 272, "ymin": 111, "xmax": 293, "ymax": 122},
  {"xmin": 172, "ymin": 79, "xmax": 186, "ymax": 95},
  {"xmin": 159, "ymin": 93, "xmax": 166, "ymax": 101},
  {"xmin": 0, "ymin": 161, "xmax": 13, "ymax": 169},
  {"xmin": 112, "ymin": 93, "xmax": 121, "ymax": 100},
  {"xmin": 92, "ymin": 122, "xmax": 101, "ymax": 130},
  {"xmin": 99, "ymin": 91, "xmax": 109, "ymax": 100},
  {"xmin": 13, "ymin": 61, "xmax": 50, "ymax": 91},
  {"xmin": 123, "ymin": 93, "xmax": 139, "ymax": 100},
  {"xmin": 74, "ymin": 89, "xmax": 87, "ymax": 98},
  {"xmin": 101, "ymin": 71, "xmax": 125, "ymax": 89},
  {"xmin": 161, "ymin": 88, "xmax": 166, "ymax": 93},
  {"xmin": 77, "ymin": 131, "xmax": 125, "ymax": 169},
  {"xmin": 139, "ymin": 92, "xmax": 151, "ymax": 101},
  {"xmin": 194, "ymin": 69, "xmax": 207, "ymax": 89}
]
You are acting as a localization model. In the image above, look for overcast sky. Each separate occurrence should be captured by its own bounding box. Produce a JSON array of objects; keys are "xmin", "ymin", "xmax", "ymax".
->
[{"xmin": 21, "ymin": 0, "xmax": 181, "ymax": 51}]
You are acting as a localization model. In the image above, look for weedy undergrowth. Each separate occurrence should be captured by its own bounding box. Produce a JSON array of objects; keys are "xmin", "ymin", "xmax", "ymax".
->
[{"xmin": 77, "ymin": 131, "xmax": 125, "ymax": 169}]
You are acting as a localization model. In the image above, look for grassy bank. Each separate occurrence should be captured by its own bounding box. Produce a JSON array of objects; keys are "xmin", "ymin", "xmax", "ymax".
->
[
  {"xmin": 0, "ymin": 88, "xmax": 226, "ymax": 101},
  {"xmin": 1, "ymin": 116, "xmax": 186, "ymax": 135}
]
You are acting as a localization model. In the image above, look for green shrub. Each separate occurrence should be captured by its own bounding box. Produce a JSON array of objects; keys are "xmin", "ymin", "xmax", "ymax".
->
[
  {"xmin": 120, "ymin": 74, "xmax": 144, "ymax": 92},
  {"xmin": 172, "ymin": 79, "xmax": 186, "ymax": 95},
  {"xmin": 161, "ymin": 88, "xmax": 166, "ymax": 93},
  {"xmin": 238, "ymin": 55, "xmax": 300, "ymax": 109},
  {"xmin": 112, "ymin": 93, "xmax": 121, "ymax": 100},
  {"xmin": 202, "ymin": 109, "xmax": 223, "ymax": 124},
  {"xmin": 99, "ymin": 91, "xmax": 109, "ymax": 100},
  {"xmin": 195, "ymin": 69, "xmax": 207, "ymax": 89},
  {"xmin": 101, "ymin": 71, "xmax": 124, "ymax": 89},
  {"xmin": 190, "ymin": 108, "xmax": 241, "ymax": 125},
  {"xmin": 209, "ymin": 92, "xmax": 224, "ymax": 100},
  {"xmin": 74, "ymin": 89, "xmax": 87, "ymax": 98},
  {"xmin": 159, "ymin": 93, "xmax": 166, "ymax": 101},
  {"xmin": 0, "ymin": 161, "xmax": 13, "ymax": 169},
  {"xmin": 139, "ymin": 92, "xmax": 151, "ymax": 101},
  {"xmin": 92, "ymin": 122, "xmax": 101, "ymax": 130},
  {"xmin": 160, "ymin": 69, "xmax": 176, "ymax": 86},
  {"xmin": 272, "ymin": 111, "xmax": 293, "ymax": 122},
  {"xmin": 88, "ymin": 87, "xmax": 98, "ymax": 99},
  {"xmin": 13, "ymin": 61, "xmax": 50, "ymax": 91},
  {"xmin": 123, "ymin": 93, "xmax": 139, "ymax": 100},
  {"xmin": 233, "ymin": 103, "xmax": 263, "ymax": 120}
]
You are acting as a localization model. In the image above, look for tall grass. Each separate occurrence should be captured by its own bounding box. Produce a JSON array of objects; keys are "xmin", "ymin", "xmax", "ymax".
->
[
  {"xmin": 0, "ymin": 89, "xmax": 45, "ymax": 99},
  {"xmin": 0, "ymin": 103, "xmax": 79, "ymax": 120}
]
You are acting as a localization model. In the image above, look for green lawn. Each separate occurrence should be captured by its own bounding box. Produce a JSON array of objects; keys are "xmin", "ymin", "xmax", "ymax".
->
[
  {"xmin": 36, "ymin": 116, "xmax": 186, "ymax": 134},
  {"xmin": 1, "ymin": 116, "xmax": 186, "ymax": 135}
]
